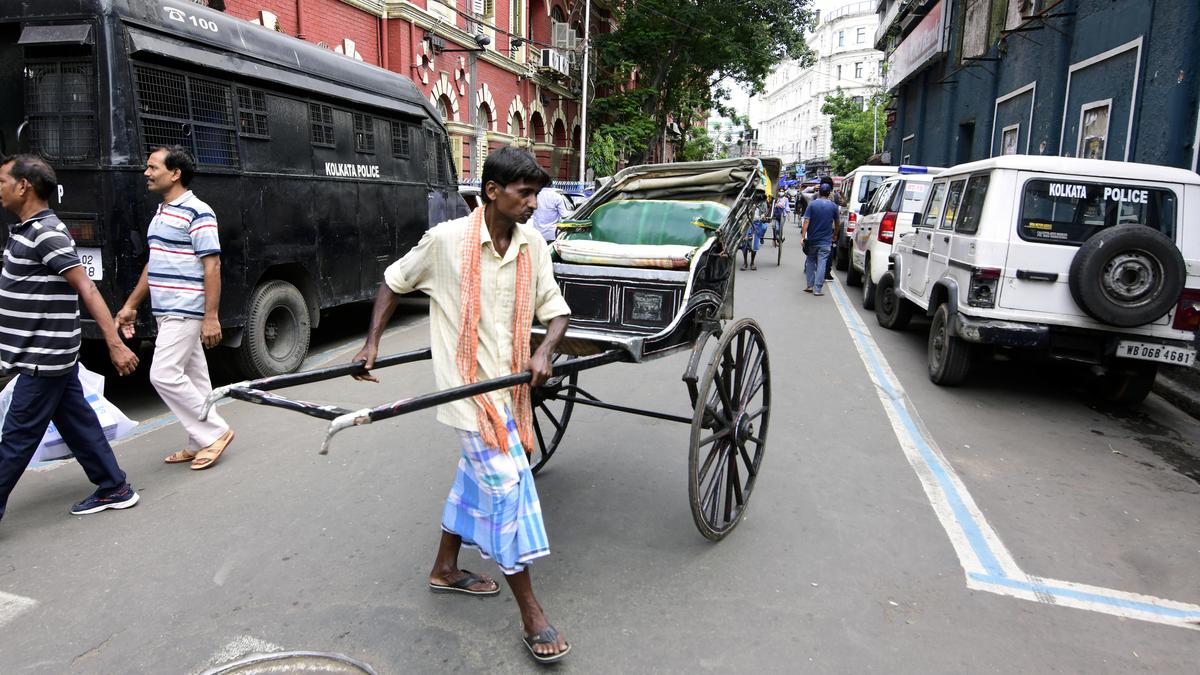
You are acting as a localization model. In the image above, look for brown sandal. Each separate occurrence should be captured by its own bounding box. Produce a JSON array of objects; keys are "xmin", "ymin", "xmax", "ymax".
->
[
  {"xmin": 164, "ymin": 449, "xmax": 196, "ymax": 464},
  {"xmin": 191, "ymin": 429, "xmax": 234, "ymax": 470}
]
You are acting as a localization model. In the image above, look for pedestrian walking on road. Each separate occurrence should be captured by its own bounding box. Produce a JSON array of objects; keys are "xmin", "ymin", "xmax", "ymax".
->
[
  {"xmin": 352, "ymin": 147, "xmax": 572, "ymax": 664},
  {"xmin": 529, "ymin": 185, "xmax": 571, "ymax": 242},
  {"xmin": 0, "ymin": 155, "xmax": 140, "ymax": 523},
  {"xmin": 772, "ymin": 192, "xmax": 789, "ymax": 242},
  {"xmin": 117, "ymin": 146, "xmax": 234, "ymax": 470},
  {"xmin": 802, "ymin": 182, "xmax": 840, "ymax": 296}
]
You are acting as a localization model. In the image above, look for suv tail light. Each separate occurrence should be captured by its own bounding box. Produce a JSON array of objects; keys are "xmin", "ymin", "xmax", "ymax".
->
[
  {"xmin": 62, "ymin": 218, "xmax": 98, "ymax": 244},
  {"xmin": 968, "ymin": 267, "xmax": 1002, "ymax": 308},
  {"xmin": 877, "ymin": 212, "xmax": 897, "ymax": 244},
  {"xmin": 1173, "ymin": 288, "xmax": 1200, "ymax": 332},
  {"xmin": 847, "ymin": 211, "xmax": 857, "ymax": 233}
]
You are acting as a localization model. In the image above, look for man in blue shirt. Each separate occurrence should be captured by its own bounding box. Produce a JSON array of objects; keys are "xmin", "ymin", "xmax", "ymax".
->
[{"xmin": 801, "ymin": 183, "xmax": 841, "ymax": 296}]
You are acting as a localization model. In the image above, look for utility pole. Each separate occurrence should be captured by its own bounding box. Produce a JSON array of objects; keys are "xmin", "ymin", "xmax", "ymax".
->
[{"xmin": 577, "ymin": 0, "xmax": 592, "ymax": 182}]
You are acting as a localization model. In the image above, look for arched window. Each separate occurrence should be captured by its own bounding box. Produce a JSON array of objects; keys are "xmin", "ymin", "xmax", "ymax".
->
[
  {"xmin": 478, "ymin": 102, "xmax": 494, "ymax": 129},
  {"xmin": 437, "ymin": 95, "xmax": 452, "ymax": 121},
  {"xmin": 551, "ymin": 5, "xmax": 565, "ymax": 24},
  {"xmin": 530, "ymin": 112, "xmax": 546, "ymax": 143},
  {"xmin": 508, "ymin": 110, "xmax": 525, "ymax": 138},
  {"xmin": 552, "ymin": 119, "xmax": 567, "ymax": 146}
]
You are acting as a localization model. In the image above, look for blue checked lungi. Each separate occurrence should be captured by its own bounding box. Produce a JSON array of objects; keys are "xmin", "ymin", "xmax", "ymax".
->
[{"xmin": 442, "ymin": 408, "xmax": 549, "ymax": 575}]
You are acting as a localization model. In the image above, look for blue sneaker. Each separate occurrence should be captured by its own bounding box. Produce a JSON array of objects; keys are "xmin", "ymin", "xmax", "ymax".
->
[{"xmin": 70, "ymin": 484, "xmax": 139, "ymax": 515}]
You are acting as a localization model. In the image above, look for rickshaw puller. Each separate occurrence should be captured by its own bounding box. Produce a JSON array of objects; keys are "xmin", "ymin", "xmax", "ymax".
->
[{"xmin": 352, "ymin": 148, "xmax": 572, "ymax": 664}]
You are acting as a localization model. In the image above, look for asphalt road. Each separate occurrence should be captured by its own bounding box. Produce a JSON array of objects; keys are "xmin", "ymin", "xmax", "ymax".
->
[{"xmin": 2, "ymin": 245, "xmax": 1198, "ymax": 673}]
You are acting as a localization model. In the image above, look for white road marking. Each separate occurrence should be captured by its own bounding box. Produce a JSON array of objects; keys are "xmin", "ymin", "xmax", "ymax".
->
[
  {"xmin": 0, "ymin": 590, "xmax": 37, "ymax": 628},
  {"xmin": 828, "ymin": 280, "xmax": 1200, "ymax": 630}
]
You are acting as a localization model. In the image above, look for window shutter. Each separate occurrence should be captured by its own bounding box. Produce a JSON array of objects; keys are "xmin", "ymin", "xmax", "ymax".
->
[{"xmin": 473, "ymin": 0, "xmax": 485, "ymax": 16}]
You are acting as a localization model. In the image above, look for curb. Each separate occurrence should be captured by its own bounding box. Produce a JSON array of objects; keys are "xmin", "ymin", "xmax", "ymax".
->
[{"xmin": 1153, "ymin": 363, "xmax": 1200, "ymax": 421}]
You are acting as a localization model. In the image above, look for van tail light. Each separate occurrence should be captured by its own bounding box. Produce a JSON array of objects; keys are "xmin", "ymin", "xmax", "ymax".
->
[
  {"xmin": 62, "ymin": 218, "xmax": 98, "ymax": 244},
  {"xmin": 877, "ymin": 212, "xmax": 897, "ymax": 244},
  {"xmin": 847, "ymin": 211, "xmax": 857, "ymax": 233},
  {"xmin": 1173, "ymin": 288, "xmax": 1200, "ymax": 333},
  {"xmin": 968, "ymin": 267, "xmax": 1002, "ymax": 308}
]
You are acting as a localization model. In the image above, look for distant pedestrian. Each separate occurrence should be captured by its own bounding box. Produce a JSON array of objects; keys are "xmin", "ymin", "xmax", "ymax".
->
[
  {"xmin": 117, "ymin": 146, "xmax": 234, "ymax": 470},
  {"xmin": 802, "ymin": 182, "xmax": 841, "ymax": 296},
  {"xmin": 0, "ymin": 155, "xmax": 140, "ymax": 523},
  {"xmin": 529, "ymin": 185, "xmax": 571, "ymax": 242},
  {"xmin": 740, "ymin": 214, "xmax": 768, "ymax": 271},
  {"xmin": 771, "ymin": 193, "xmax": 789, "ymax": 242},
  {"xmin": 820, "ymin": 178, "xmax": 839, "ymax": 281}
]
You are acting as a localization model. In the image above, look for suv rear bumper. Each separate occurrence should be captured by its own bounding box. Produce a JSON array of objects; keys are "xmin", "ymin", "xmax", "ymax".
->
[{"xmin": 952, "ymin": 314, "xmax": 1195, "ymax": 364}]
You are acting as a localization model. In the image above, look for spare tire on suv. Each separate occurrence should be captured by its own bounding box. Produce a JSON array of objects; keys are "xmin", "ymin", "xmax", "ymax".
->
[{"xmin": 1067, "ymin": 224, "xmax": 1185, "ymax": 328}]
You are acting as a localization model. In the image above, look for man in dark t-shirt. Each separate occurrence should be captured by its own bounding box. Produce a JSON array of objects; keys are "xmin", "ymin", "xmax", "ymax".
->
[
  {"xmin": 0, "ymin": 155, "xmax": 140, "ymax": 524},
  {"xmin": 801, "ymin": 183, "xmax": 841, "ymax": 296}
]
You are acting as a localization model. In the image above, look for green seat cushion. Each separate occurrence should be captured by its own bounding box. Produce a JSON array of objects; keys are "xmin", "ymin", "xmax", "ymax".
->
[{"xmin": 564, "ymin": 200, "xmax": 728, "ymax": 247}]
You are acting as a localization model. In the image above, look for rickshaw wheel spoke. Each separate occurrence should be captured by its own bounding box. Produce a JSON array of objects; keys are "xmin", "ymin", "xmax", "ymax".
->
[
  {"xmin": 529, "ymin": 354, "xmax": 577, "ymax": 476},
  {"xmin": 689, "ymin": 319, "xmax": 771, "ymax": 541}
]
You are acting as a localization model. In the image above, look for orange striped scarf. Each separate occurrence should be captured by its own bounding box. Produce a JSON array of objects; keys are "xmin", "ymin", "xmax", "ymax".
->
[{"xmin": 456, "ymin": 206, "xmax": 535, "ymax": 453}]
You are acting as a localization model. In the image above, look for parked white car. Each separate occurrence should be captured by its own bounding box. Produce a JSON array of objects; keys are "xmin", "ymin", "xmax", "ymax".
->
[
  {"xmin": 877, "ymin": 156, "xmax": 1199, "ymax": 405},
  {"xmin": 834, "ymin": 164, "xmax": 942, "ymax": 271},
  {"xmin": 846, "ymin": 170, "xmax": 935, "ymax": 309}
]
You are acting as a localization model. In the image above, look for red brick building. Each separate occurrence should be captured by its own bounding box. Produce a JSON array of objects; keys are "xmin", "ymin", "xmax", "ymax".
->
[{"xmin": 208, "ymin": 0, "xmax": 610, "ymax": 182}]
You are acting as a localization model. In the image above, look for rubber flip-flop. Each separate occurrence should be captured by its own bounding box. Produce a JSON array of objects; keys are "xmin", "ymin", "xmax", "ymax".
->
[
  {"xmin": 428, "ymin": 570, "xmax": 500, "ymax": 596},
  {"xmin": 523, "ymin": 625, "xmax": 571, "ymax": 664}
]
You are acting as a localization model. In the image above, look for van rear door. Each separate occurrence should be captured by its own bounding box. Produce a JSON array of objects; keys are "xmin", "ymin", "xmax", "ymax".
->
[{"xmin": 996, "ymin": 173, "xmax": 1179, "ymax": 327}]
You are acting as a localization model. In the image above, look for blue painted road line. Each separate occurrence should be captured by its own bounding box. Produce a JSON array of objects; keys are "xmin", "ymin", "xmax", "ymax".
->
[{"xmin": 827, "ymin": 279, "xmax": 1200, "ymax": 629}]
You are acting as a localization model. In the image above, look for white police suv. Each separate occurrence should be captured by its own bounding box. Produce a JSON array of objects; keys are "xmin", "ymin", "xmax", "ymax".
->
[{"xmin": 876, "ymin": 156, "xmax": 1199, "ymax": 405}]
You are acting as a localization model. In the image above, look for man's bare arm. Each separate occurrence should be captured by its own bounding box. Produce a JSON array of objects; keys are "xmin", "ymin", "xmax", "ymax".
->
[
  {"xmin": 64, "ymin": 266, "xmax": 139, "ymax": 375},
  {"xmin": 529, "ymin": 315, "xmax": 569, "ymax": 387},
  {"xmin": 351, "ymin": 283, "xmax": 403, "ymax": 382}
]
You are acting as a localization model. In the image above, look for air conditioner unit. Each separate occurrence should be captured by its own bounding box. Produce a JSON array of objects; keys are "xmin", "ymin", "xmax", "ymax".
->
[
  {"xmin": 567, "ymin": 29, "xmax": 579, "ymax": 50},
  {"xmin": 539, "ymin": 48, "xmax": 569, "ymax": 76},
  {"xmin": 552, "ymin": 21, "xmax": 570, "ymax": 49}
]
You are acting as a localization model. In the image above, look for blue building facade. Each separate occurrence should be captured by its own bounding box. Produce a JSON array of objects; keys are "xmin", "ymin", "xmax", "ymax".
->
[{"xmin": 876, "ymin": 0, "xmax": 1200, "ymax": 172}]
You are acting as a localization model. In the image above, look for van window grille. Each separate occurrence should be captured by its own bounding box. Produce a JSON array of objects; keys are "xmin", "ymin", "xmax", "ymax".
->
[
  {"xmin": 236, "ymin": 86, "xmax": 269, "ymax": 138},
  {"xmin": 390, "ymin": 121, "xmax": 410, "ymax": 158},
  {"xmin": 134, "ymin": 65, "xmax": 239, "ymax": 168},
  {"xmin": 353, "ymin": 113, "xmax": 375, "ymax": 153},
  {"xmin": 424, "ymin": 127, "xmax": 437, "ymax": 184},
  {"xmin": 24, "ymin": 60, "xmax": 97, "ymax": 164},
  {"xmin": 310, "ymin": 103, "xmax": 335, "ymax": 147}
]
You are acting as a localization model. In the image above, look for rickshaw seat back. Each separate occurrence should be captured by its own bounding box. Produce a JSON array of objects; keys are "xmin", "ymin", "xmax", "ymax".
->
[{"xmin": 567, "ymin": 200, "xmax": 729, "ymax": 247}]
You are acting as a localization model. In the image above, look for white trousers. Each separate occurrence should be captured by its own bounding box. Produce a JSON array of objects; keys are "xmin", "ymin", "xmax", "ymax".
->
[{"xmin": 150, "ymin": 316, "xmax": 228, "ymax": 450}]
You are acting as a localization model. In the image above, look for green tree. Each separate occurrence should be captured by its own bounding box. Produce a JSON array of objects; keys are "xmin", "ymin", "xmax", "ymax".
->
[
  {"xmin": 593, "ymin": 0, "xmax": 815, "ymax": 164},
  {"xmin": 676, "ymin": 126, "xmax": 716, "ymax": 162},
  {"xmin": 821, "ymin": 91, "xmax": 889, "ymax": 175},
  {"xmin": 588, "ymin": 132, "xmax": 620, "ymax": 178}
]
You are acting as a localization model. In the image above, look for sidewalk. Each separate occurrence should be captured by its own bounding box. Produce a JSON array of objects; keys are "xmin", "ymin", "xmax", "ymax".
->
[{"xmin": 1154, "ymin": 361, "xmax": 1200, "ymax": 421}]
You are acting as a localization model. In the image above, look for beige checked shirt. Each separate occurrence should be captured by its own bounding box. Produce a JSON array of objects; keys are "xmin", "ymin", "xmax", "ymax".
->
[{"xmin": 383, "ymin": 213, "xmax": 571, "ymax": 431}]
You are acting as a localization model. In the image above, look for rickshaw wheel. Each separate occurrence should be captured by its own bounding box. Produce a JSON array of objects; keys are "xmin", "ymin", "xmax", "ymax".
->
[
  {"xmin": 528, "ymin": 354, "xmax": 577, "ymax": 475},
  {"xmin": 688, "ymin": 318, "xmax": 770, "ymax": 541}
]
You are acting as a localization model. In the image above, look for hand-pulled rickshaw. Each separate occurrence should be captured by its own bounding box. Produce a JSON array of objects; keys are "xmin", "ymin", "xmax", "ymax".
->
[{"xmin": 202, "ymin": 157, "xmax": 782, "ymax": 541}]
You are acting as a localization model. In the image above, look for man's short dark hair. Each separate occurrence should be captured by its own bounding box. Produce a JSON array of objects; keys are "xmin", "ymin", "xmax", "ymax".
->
[
  {"xmin": 1, "ymin": 154, "xmax": 57, "ymax": 201},
  {"xmin": 155, "ymin": 145, "xmax": 196, "ymax": 187},
  {"xmin": 480, "ymin": 147, "xmax": 550, "ymax": 203}
]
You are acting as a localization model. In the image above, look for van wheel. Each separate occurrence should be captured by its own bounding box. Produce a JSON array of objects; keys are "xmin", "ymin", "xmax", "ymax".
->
[
  {"xmin": 875, "ymin": 272, "xmax": 913, "ymax": 330},
  {"xmin": 928, "ymin": 304, "xmax": 971, "ymax": 385},
  {"xmin": 845, "ymin": 260, "xmax": 863, "ymax": 287},
  {"xmin": 236, "ymin": 280, "xmax": 311, "ymax": 379},
  {"xmin": 1094, "ymin": 361, "xmax": 1157, "ymax": 406},
  {"xmin": 862, "ymin": 259, "xmax": 877, "ymax": 310},
  {"xmin": 1068, "ymin": 224, "xmax": 1184, "ymax": 327},
  {"xmin": 834, "ymin": 245, "xmax": 849, "ymax": 271}
]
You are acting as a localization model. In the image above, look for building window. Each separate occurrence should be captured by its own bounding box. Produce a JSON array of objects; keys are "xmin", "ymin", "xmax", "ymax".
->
[
  {"xmin": 236, "ymin": 86, "xmax": 269, "ymax": 138},
  {"xmin": 391, "ymin": 121, "xmax": 411, "ymax": 158},
  {"xmin": 309, "ymin": 102, "xmax": 335, "ymax": 147},
  {"xmin": 836, "ymin": 64, "xmax": 842, "ymax": 80},
  {"xmin": 353, "ymin": 113, "xmax": 375, "ymax": 153},
  {"xmin": 851, "ymin": 96, "xmax": 864, "ymax": 110},
  {"xmin": 855, "ymin": 62, "xmax": 863, "ymax": 79},
  {"xmin": 837, "ymin": 30, "xmax": 844, "ymax": 47},
  {"xmin": 857, "ymin": 27, "xmax": 866, "ymax": 43},
  {"xmin": 1077, "ymin": 100, "xmax": 1111, "ymax": 159}
]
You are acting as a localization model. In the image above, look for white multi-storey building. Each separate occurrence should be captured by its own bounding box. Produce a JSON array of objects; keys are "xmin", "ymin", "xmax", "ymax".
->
[{"xmin": 750, "ymin": 0, "xmax": 883, "ymax": 174}]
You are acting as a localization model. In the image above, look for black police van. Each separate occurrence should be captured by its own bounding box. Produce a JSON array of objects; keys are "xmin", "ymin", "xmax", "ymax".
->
[{"xmin": 0, "ymin": 0, "xmax": 466, "ymax": 377}]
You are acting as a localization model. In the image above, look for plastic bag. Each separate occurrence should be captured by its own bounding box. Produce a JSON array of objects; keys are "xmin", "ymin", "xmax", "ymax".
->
[{"xmin": 0, "ymin": 364, "xmax": 138, "ymax": 465}]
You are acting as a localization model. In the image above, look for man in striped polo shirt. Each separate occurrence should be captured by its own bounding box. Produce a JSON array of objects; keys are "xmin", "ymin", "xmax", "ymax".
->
[
  {"xmin": 117, "ymin": 146, "xmax": 234, "ymax": 470},
  {"xmin": 0, "ymin": 155, "xmax": 141, "ymax": 523}
]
